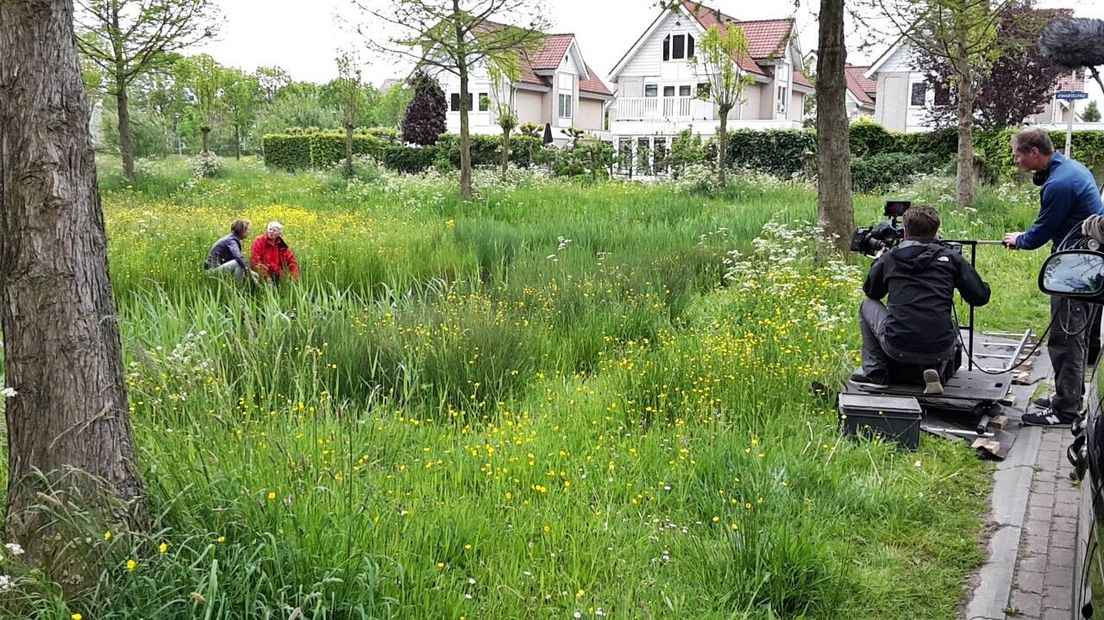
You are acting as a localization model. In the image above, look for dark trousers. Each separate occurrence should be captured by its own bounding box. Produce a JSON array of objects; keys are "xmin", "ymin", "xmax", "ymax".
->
[
  {"xmin": 859, "ymin": 298, "xmax": 891, "ymax": 379},
  {"xmin": 1049, "ymin": 296, "xmax": 1092, "ymax": 416},
  {"xmin": 859, "ymin": 298, "xmax": 954, "ymax": 379}
]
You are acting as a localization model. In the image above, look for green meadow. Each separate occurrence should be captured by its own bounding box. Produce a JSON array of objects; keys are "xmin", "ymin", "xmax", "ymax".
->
[{"xmin": 1, "ymin": 157, "xmax": 1051, "ymax": 619}]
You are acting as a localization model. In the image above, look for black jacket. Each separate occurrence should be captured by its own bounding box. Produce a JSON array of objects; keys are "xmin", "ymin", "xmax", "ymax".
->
[{"xmin": 864, "ymin": 239, "xmax": 991, "ymax": 356}]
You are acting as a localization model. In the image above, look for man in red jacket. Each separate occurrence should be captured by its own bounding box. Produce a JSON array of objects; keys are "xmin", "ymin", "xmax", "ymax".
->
[{"xmin": 251, "ymin": 221, "xmax": 300, "ymax": 284}]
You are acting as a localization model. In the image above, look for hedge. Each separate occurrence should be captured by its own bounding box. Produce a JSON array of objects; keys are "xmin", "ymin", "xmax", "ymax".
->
[
  {"xmin": 264, "ymin": 130, "xmax": 553, "ymax": 172},
  {"xmin": 263, "ymin": 132, "xmax": 389, "ymax": 170},
  {"xmin": 725, "ymin": 129, "xmax": 816, "ymax": 177}
]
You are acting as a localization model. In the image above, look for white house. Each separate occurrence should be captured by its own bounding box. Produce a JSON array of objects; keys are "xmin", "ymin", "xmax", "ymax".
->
[
  {"xmin": 436, "ymin": 24, "xmax": 612, "ymax": 144},
  {"xmin": 866, "ymin": 37, "xmax": 1084, "ymax": 132},
  {"xmin": 605, "ymin": 0, "xmax": 813, "ymax": 172}
]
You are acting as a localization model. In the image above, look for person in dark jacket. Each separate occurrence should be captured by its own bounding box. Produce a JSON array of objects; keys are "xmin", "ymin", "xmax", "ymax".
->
[
  {"xmin": 204, "ymin": 219, "xmax": 252, "ymax": 281},
  {"xmin": 853, "ymin": 205, "xmax": 991, "ymax": 394},
  {"xmin": 1004, "ymin": 128, "xmax": 1104, "ymax": 426}
]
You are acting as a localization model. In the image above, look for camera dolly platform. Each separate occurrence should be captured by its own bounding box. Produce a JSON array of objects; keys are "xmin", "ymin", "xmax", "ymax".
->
[{"xmin": 838, "ymin": 329, "xmax": 1040, "ymax": 459}]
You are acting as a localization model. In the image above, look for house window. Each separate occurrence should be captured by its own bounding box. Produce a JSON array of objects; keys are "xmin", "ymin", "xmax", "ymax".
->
[
  {"xmin": 450, "ymin": 93, "xmax": 472, "ymax": 112},
  {"xmin": 644, "ymin": 84, "xmax": 658, "ymax": 98},
  {"xmin": 663, "ymin": 85, "xmax": 675, "ymax": 97},
  {"xmin": 933, "ymin": 82, "xmax": 952, "ymax": 106},
  {"xmin": 558, "ymin": 93, "xmax": 572, "ymax": 118},
  {"xmin": 910, "ymin": 82, "xmax": 926, "ymax": 107},
  {"xmin": 679, "ymin": 85, "xmax": 692, "ymax": 97},
  {"xmin": 478, "ymin": 92, "xmax": 489, "ymax": 112},
  {"xmin": 776, "ymin": 85, "xmax": 787, "ymax": 114},
  {"xmin": 662, "ymin": 33, "xmax": 695, "ymax": 61}
]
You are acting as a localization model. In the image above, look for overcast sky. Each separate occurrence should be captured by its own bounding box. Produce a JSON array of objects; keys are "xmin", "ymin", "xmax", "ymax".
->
[{"xmin": 191, "ymin": 0, "xmax": 1104, "ymax": 103}]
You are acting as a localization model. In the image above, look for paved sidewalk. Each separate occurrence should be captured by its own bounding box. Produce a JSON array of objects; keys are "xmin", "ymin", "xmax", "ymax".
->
[
  {"xmin": 1006, "ymin": 427, "xmax": 1080, "ymax": 620},
  {"xmin": 965, "ymin": 425, "xmax": 1082, "ymax": 620}
]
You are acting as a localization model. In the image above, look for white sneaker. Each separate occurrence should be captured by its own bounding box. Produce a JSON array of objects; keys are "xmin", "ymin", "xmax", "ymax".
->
[{"xmin": 923, "ymin": 369, "xmax": 943, "ymax": 395}]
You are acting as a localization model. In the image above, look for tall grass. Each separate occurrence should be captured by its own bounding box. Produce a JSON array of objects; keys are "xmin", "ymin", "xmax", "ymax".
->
[{"xmin": 0, "ymin": 157, "xmax": 1047, "ymax": 618}]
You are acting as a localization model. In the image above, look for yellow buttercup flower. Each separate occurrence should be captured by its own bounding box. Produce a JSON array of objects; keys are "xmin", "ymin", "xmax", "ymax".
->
[
  {"xmin": 159, "ymin": 542, "xmax": 168, "ymax": 554},
  {"xmin": 267, "ymin": 491, "xmax": 277, "ymax": 501},
  {"xmin": 126, "ymin": 559, "xmax": 137, "ymax": 571},
  {"xmin": 104, "ymin": 531, "xmax": 112, "ymax": 541}
]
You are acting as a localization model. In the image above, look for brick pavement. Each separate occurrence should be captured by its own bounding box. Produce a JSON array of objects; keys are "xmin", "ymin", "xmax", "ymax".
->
[{"xmin": 1005, "ymin": 427, "xmax": 1079, "ymax": 620}]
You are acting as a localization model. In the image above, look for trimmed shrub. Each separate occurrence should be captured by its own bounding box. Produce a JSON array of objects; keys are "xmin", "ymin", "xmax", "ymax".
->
[
  {"xmin": 263, "ymin": 132, "xmax": 387, "ymax": 170},
  {"xmin": 849, "ymin": 121, "xmax": 897, "ymax": 157},
  {"xmin": 851, "ymin": 152, "xmax": 938, "ymax": 193},
  {"xmin": 381, "ymin": 145, "xmax": 438, "ymax": 173},
  {"xmin": 726, "ymin": 129, "xmax": 816, "ymax": 177}
]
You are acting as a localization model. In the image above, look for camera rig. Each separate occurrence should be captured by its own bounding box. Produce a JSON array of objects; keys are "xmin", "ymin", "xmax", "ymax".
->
[{"xmin": 850, "ymin": 200, "xmax": 913, "ymax": 257}]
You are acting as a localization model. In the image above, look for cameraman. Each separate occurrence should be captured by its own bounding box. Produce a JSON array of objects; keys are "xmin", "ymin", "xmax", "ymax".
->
[
  {"xmin": 1003, "ymin": 128, "xmax": 1104, "ymax": 426},
  {"xmin": 853, "ymin": 205, "xmax": 991, "ymax": 392}
]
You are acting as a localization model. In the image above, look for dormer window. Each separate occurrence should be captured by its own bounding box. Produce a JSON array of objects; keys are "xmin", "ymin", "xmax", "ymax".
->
[{"xmin": 663, "ymin": 33, "xmax": 695, "ymax": 61}]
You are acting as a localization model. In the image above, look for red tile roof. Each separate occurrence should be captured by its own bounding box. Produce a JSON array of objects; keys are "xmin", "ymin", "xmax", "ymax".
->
[
  {"xmin": 793, "ymin": 67, "xmax": 813, "ymax": 88},
  {"xmin": 579, "ymin": 63, "xmax": 613, "ymax": 97},
  {"xmin": 506, "ymin": 30, "xmax": 611, "ymax": 97},
  {"xmin": 681, "ymin": 1, "xmax": 764, "ymax": 75},
  {"xmin": 844, "ymin": 65, "xmax": 875, "ymax": 105},
  {"xmin": 530, "ymin": 33, "xmax": 574, "ymax": 70},
  {"xmin": 681, "ymin": 1, "xmax": 802, "ymax": 83},
  {"xmin": 739, "ymin": 19, "xmax": 793, "ymax": 59}
]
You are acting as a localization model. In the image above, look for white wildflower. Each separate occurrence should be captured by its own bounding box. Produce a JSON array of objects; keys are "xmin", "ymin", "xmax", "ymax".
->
[
  {"xmin": 0, "ymin": 388, "xmax": 16, "ymax": 398},
  {"xmin": 4, "ymin": 543, "xmax": 24, "ymax": 557}
]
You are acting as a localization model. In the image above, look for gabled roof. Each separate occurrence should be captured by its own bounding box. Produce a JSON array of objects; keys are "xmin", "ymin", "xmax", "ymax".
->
[
  {"xmin": 478, "ymin": 22, "xmax": 612, "ymax": 98},
  {"xmin": 845, "ymin": 65, "xmax": 875, "ymax": 106},
  {"xmin": 683, "ymin": 2, "xmax": 813, "ymax": 89}
]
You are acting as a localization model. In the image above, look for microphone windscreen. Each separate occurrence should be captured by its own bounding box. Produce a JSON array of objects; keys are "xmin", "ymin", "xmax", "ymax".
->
[{"xmin": 1038, "ymin": 18, "xmax": 1104, "ymax": 70}]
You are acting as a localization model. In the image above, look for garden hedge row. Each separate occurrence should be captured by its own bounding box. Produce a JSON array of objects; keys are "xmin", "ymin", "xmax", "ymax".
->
[{"xmin": 264, "ymin": 130, "xmax": 555, "ymax": 172}]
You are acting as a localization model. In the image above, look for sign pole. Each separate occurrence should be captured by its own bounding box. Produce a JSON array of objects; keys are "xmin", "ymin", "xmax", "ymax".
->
[
  {"xmin": 1066, "ymin": 99, "xmax": 1074, "ymax": 158},
  {"xmin": 1055, "ymin": 90, "xmax": 1089, "ymax": 157}
]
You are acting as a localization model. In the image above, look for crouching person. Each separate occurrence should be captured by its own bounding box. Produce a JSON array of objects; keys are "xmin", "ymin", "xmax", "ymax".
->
[
  {"xmin": 251, "ymin": 221, "xmax": 300, "ymax": 285},
  {"xmin": 205, "ymin": 219, "xmax": 253, "ymax": 281},
  {"xmin": 852, "ymin": 205, "xmax": 991, "ymax": 393}
]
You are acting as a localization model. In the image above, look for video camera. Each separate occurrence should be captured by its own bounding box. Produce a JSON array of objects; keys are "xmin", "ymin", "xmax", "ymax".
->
[{"xmin": 850, "ymin": 200, "xmax": 912, "ymax": 257}]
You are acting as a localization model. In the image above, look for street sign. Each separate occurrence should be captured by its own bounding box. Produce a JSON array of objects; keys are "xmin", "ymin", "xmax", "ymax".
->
[{"xmin": 1056, "ymin": 91, "xmax": 1089, "ymax": 100}]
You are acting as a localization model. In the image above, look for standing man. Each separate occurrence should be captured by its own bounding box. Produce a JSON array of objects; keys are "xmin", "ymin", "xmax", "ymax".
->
[
  {"xmin": 251, "ymin": 221, "xmax": 300, "ymax": 285},
  {"xmin": 1004, "ymin": 128, "xmax": 1104, "ymax": 426}
]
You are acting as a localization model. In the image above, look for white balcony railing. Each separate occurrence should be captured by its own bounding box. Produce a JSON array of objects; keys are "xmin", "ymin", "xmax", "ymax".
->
[{"xmin": 615, "ymin": 96, "xmax": 694, "ymax": 121}]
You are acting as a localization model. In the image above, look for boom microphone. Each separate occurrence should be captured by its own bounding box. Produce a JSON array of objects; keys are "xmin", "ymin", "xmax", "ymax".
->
[{"xmin": 1038, "ymin": 18, "xmax": 1104, "ymax": 94}]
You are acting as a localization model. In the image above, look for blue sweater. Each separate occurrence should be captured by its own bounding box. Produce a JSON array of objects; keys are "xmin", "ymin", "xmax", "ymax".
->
[{"xmin": 1016, "ymin": 152, "xmax": 1104, "ymax": 252}]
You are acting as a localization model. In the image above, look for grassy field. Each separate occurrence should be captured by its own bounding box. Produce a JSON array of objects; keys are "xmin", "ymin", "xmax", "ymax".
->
[{"xmin": 1, "ymin": 157, "xmax": 1052, "ymax": 618}]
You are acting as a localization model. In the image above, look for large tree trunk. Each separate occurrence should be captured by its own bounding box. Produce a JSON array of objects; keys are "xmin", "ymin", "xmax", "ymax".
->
[
  {"xmin": 815, "ymin": 0, "xmax": 855, "ymax": 256},
  {"xmin": 114, "ymin": 76, "xmax": 135, "ymax": 178},
  {"xmin": 500, "ymin": 127, "xmax": 510, "ymax": 178},
  {"xmin": 201, "ymin": 126, "xmax": 210, "ymax": 153},
  {"xmin": 235, "ymin": 126, "xmax": 242, "ymax": 160},
  {"xmin": 0, "ymin": 0, "xmax": 146, "ymax": 564},
  {"xmin": 954, "ymin": 61, "xmax": 976, "ymax": 209},
  {"xmin": 717, "ymin": 108, "xmax": 729, "ymax": 187}
]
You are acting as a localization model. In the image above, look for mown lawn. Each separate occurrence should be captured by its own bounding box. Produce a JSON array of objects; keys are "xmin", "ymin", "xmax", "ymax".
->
[{"xmin": 0, "ymin": 157, "xmax": 1052, "ymax": 619}]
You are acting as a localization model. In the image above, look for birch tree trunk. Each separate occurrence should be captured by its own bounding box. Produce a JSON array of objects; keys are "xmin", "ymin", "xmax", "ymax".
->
[{"xmin": 0, "ymin": 0, "xmax": 145, "ymax": 563}]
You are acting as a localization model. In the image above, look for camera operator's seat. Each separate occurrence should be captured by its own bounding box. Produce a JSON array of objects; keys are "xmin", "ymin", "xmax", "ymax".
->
[{"xmin": 885, "ymin": 345, "xmax": 961, "ymax": 387}]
